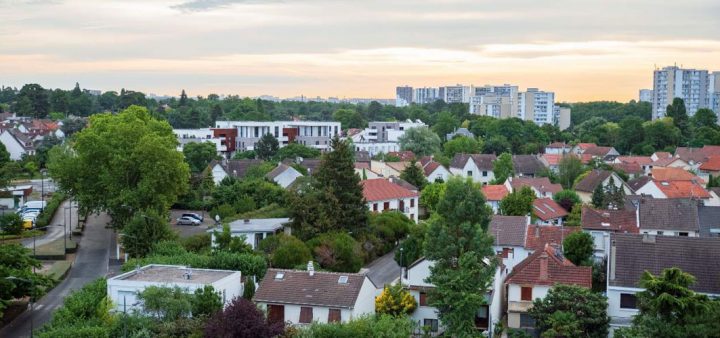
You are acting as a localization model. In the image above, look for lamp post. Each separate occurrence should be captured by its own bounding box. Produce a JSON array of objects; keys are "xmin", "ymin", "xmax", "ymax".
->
[
  {"xmin": 6, "ymin": 276, "xmax": 34, "ymax": 337},
  {"xmin": 399, "ymin": 247, "xmax": 404, "ymax": 286},
  {"xmin": 40, "ymin": 169, "xmax": 47, "ymax": 208}
]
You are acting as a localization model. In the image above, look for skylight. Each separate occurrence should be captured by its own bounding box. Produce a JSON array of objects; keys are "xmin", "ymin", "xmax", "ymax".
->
[
  {"xmin": 338, "ymin": 276, "xmax": 348, "ymax": 284},
  {"xmin": 275, "ymin": 272, "xmax": 285, "ymax": 280}
]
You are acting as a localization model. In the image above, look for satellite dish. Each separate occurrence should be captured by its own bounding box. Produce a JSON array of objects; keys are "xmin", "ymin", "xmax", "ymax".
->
[{"xmin": 215, "ymin": 215, "xmax": 220, "ymax": 222}]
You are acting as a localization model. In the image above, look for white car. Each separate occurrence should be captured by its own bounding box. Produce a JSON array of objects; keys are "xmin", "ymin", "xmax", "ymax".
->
[{"xmin": 176, "ymin": 216, "xmax": 201, "ymax": 226}]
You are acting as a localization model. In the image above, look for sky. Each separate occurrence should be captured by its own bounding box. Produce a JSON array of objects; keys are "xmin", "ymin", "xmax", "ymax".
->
[{"xmin": 0, "ymin": 0, "xmax": 719, "ymax": 102}]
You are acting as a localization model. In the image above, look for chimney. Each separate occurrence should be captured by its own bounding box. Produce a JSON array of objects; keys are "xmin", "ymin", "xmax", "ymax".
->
[
  {"xmin": 609, "ymin": 240, "xmax": 616, "ymax": 281},
  {"xmin": 635, "ymin": 199, "xmax": 640, "ymax": 228},
  {"xmin": 244, "ymin": 219, "xmax": 250, "ymax": 224},
  {"xmin": 642, "ymin": 233, "xmax": 656, "ymax": 244},
  {"xmin": 534, "ymin": 225, "xmax": 540, "ymax": 237},
  {"xmin": 539, "ymin": 251, "xmax": 549, "ymax": 281},
  {"xmin": 307, "ymin": 261, "xmax": 314, "ymax": 276}
]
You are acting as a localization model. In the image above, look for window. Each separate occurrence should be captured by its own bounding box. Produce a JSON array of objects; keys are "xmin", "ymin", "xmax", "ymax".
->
[
  {"xmin": 657, "ymin": 231, "xmax": 664, "ymax": 236},
  {"xmin": 384, "ymin": 202, "xmax": 390, "ymax": 210},
  {"xmin": 315, "ymin": 141, "xmax": 319, "ymax": 145},
  {"xmin": 520, "ymin": 313, "xmax": 536, "ymax": 328},
  {"xmin": 502, "ymin": 247, "xmax": 512, "ymax": 258},
  {"xmin": 373, "ymin": 203, "xmax": 378, "ymax": 211},
  {"xmin": 299, "ymin": 307, "xmax": 313, "ymax": 323},
  {"xmin": 419, "ymin": 292, "xmax": 427, "ymax": 306},
  {"xmin": 328, "ymin": 309, "xmax": 341, "ymax": 323},
  {"xmin": 423, "ymin": 319, "xmax": 438, "ymax": 332},
  {"xmin": 620, "ymin": 293, "xmax": 638, "ymax": 309},
  {"xmin": 679, "ymin": 232, "xmax": 689, "ymax": 237},
  {"xmin": 268, "ymin": 305, "xmax": 285, "ymax": 323},
  {"xmin": 410, "ymin": 199, "xmax": 415, "ymax": 207},
  {"xmin": 482, "ymin": 171, "xmax": 488, "ymax": 177},
  {"xmin": 467, "ymin": 170, "xmax": 473, "ymax": 177},
  {"xmin": 399, "ymin": 200, "xmax": 405, "ymax": 211},
  {"xmin": 274, "ymin": 126, "xmax": 279, "ymax": 137},
  {"xmin": 521, "ymin": 286, "xmax": 533, "ymax": 301}
]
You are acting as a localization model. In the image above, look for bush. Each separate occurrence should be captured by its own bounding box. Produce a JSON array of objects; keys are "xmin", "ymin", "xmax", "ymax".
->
[
  {"xmin": 204, "ymin": 297, "xmax": 285, "ymax": 338},
  {"xmin": 210, "ymin": 204, "xmax": 236, "ymax": 220},
  {"xmin": 0, "ymin": 213, "xmax": 23, "ymax": 235},
  {"xmin": 375, "ymin": 284, "xmax": 417, "ymax": 316},
  {"xmin": 42, "ymin": 278, "xmax": 109, "ymax": 330},
  {"xmin": 243, "ymin": 278, "xmax": 256, "ymax": 300},
  {"xmin": 307, "ymin": 232, "xmax": 364, "ymax": 273},
  {"xmin": 181, "ymin": 233, "xmax": 211, "ymax": 253},
  {"xmin": 259, "ymin": 234, "xmax": 311, "ymax": 269},
  {"xmin": 124, "ymin": 251, "xmax": 268, "ymax": 279},
  {"xmin": 192, "ymin": 285, "xmax": 223, "ymax": 318},
  {"xmin": 295, "ymin": 314, "xmax": 414, "ymax": 338},
  {"xmin": 35, "ymin": 192, "xmax": 66, "ymax": 228},
  {"xmin": 137, "ymin": 286, "xmax": 193, "ymax": 321},
  {"xmin": 367, "ymin": 211, "xmax": 412, "ymax": 259},
  {"xmin": 37, "ymin": 325, "xmax": 110, "ymax": 338}
]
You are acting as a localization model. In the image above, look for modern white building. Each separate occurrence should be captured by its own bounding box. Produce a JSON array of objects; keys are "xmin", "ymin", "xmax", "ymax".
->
[
  {"xmin": 553, "ymin": 105, "xmax": 571, "ymax": 130},
  {"xmin": 413, "ymin": 87, "xmax": 440, "ymax": 104},
  {"xmin": 441, "ymin": 85, "xmax": 471, "ymax": 104},
  {"xmin": 106, "ymin": 265, "xmax": 243, "ymax": 314},
  {"xmin": 652, "ymin": 66, "xmax": 710, "ymax": 119},
  {"xmin": 518, "ymin": 89, "xmax": 555, "ymax": 125},
  {"xmin": 363, "ymin": 120, "xmax": 426, "ymax": 143},
  {"xmin": 173, "ymin": 128, "xmax": 223, "ymax": 152},
  {"xmin": 709, "ymin": 72, "xmax": 720, "ymax": 114},
  {"xmin": 214, "ymin": 121, "xmax": 341, "ymax": 152},
  {"xmin": 208, "ymin": 218, "xmax": 290, "ymax": 250},
  {"xmin": 639, "ymin": 89, "xmax": 653, "ymax": 103}
]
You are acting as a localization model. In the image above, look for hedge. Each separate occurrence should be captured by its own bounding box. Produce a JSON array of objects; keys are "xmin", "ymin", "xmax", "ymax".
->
[{"xmin": 35, "ymin": 192, "xmax": 66, "ymax": 228}]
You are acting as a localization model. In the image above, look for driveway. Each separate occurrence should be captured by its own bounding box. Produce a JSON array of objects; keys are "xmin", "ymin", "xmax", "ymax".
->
[
  {"xmin": 0, "ymin": 212, "xmax": 113, "ymax": 338},
  {"xmin": 170, "ymin": 209, "xmax": 215, "ymax": 238}
]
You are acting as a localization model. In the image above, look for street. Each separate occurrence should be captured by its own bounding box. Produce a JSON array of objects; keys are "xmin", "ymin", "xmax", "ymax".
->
[
  {"xmin": 21, "ymin": 200, "xmax": 78, "ymax": 250},
  {"xmin": 0, "ymin": 212, "xmax": 113, "ymax": 338}
]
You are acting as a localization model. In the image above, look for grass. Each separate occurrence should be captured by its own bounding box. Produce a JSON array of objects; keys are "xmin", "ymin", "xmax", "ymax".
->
[
  {"xmin": 33, "ymin": 236, "xmax": 76, "ymax": 260},
  {"xmin": 43, "ymin": 260, "xmax": 73, "ymax": 281},
  {"xmin": 0, "ymin": 229, "xmax": 44, "ymax": 241}
]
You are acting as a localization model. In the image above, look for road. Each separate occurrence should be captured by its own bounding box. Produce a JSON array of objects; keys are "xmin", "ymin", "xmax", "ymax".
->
[
  {"xmin": 363, "ymin": 251, "xmax": 401, "ymax": 287},
  {"xmin": 0, "ymin": 212, "xmax": 113, "ymax": 338},
  {"xmin": 21, "ymin": 200, "xmax": 78, "ymax": 250}
]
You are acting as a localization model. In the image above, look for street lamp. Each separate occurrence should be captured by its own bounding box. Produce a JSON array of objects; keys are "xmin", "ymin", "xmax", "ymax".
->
[
  {"xmin": 6, "ymin": 276, "xmax": 34, "ymax": 337},
  {"xmin": 399, "ymin": 247, "xmax": 404, "ymax": 286},
  {"xmin": 40, "ymin": 169, "xmax": 47, "ymax": 209}
]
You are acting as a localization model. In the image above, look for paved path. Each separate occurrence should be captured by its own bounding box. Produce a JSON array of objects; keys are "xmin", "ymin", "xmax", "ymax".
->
[
  {"xmin": 0, "ymin": 212, "xmax": 113, "ymax": 338},
  {"xmin": 21, "ymin": 200, "xmax": 78, "ymax": 250}
]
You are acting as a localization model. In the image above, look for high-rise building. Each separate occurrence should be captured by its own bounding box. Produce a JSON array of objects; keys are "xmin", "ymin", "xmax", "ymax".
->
[
  {"xmin": 395, "ymin": 86, "xmax": 413, "ymax": 107},
  {"xmin": 413, "ymin": 87, "xmax": 440, "ymax": 104},
  {"xmin": 639, "ymin": 89, "xmax": 653, "ymax": 103},
  {"xmin": 554, "ymin": 105, "xmax": 571, "ymax": 131},
  {"xmin": 652, "ymin": 66, "xmax": 709, "ymax": 119},
  {"xmin": 442, "ymin": 85, "xmax": 471, "ymax": 104},
  {"xmin": 469, "ymin": 84, "xmax": 519, "ymax": 118},
  {"xmin": 518, "ymin": 89, "xmax": 555, "ymax": 125},
  {"xmin": 709, "ymin": 72, "xmax": 720, "ymax": 114}
]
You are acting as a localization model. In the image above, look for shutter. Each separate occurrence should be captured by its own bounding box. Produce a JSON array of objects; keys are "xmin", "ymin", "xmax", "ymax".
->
[
  {"xmin": 328, "ymin": 309, "xmax": 341, "ymax": 322},
  {"xmin": 521, "ymin": 287, "xmax": 533, "ymax": 301},
  {"xmin": 299, "ymin": 307, "xmax": 313, "ymax": 323},
  {"xmin": 419, "ymin": 292, "xmax": 427, "ymax": 306}
]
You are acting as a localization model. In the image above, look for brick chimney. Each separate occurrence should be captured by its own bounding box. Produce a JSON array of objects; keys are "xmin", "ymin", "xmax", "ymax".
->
[{"xmin": 539, "ymin": 249, "xmax": 549, "ymax": 281}]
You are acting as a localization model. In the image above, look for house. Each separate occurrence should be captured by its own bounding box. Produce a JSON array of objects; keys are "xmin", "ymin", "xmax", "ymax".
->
[
  {"xmin": 354, "ymin": 150, "xmax": 371, "ymax": 164},
  {"xmin": 490, "ymin": 215, "xmax": 530, "ymax": 271},
  {"xmin": 511, "ymin": 155, "xmax": 545, "ymax": 177},
  {"xmin": 650, "ymin": 167, "xmax": 704, "ymax": 184},
  {"xmin": 387, "ymin": 151, "xmax": 416, "ymax": 161},
  {"xmin": 354, "ymin": 163, "xmax": 382, "ymax": 180},
  {"xmin": 532, "ymin": 198, "xmax": 567, "ymax": 226},
  {"xmin": 583, "ymin": 146, "xmax": 620, "ymax": 162},
  {"xmin": 571, "ymin": 143, "xmax": 597, "ymax": 155},
  {"xmin": 482, "ymin": 185, "xmax": 510, "ymax": 214},
  {"xmin": 634, "ymin": 198, "xmax": 700, "ymax": 237},
  {"xmin": 648, "ymin": 156, "xmax": 690, "ymax": 172},
  {"xmin": 610, "ymin": 162, "xmax": 643, "ymax": 179},
  {"xmin": 294, "ymin": 158, "xmax": 321, "ymax": 175},
  {"xmin": 524, "ymin": 224, "xmax": 579, "ymax": 253},
  {"xmin": 540, "ymin": 154, "xmax": 592, "ymax": 173},
  {"xmin": 505, "ymin": 244, "xmax": 592, "ymax": 335},
  {"xmin": 650, "ymin": 151, "xmax": 672, "ymax": 162},
  {"xmin": 419, "ymin": 156, "xmax": 450, "ymax": 183},
  {"xmin": 401, "ymin": 257, "xmax": 504, "ymax": 335},
  {"xmin": 208, "ymin": 218, "xmax": 290, "ymax": 250},
  {"xmin": 574, "ymin": 170, "xmax": 633, "ymax": 204},
  {"xmin": 607, "ymin": 234, "xmax": 720, "ymax": 331},
  {"xmin": 0, "ymin": 129, "xmax": 35, "ymax": 160},
  {"xmin": 0, "ymin": 185, "xmax": 33, "ymax": 210},
  {"xmin": 634, "ymin": 180, "xmax": 711, "ymax": 201},
  {"xmin": 107, "ymin": 264, "xmax": 243, "ymax": 313},
  {"xmin": 544, "ymin": 142, "xmax": 570, "ymax": 155},
  {"xmin": 698, "ymin": 205, "xmax": 720, "ymax": 238},
  {"xmin": 362, "ymin": 178, "xmax": 419, "ymax": 222},
  {"xmin": 209, "ymin": 159, "xmax": 264, "ymax": 185},
  {"xmin": 626, "ymin": 176, "xmax": 652, "ymax": 192},
  {"xmin": 615, "ymin": 156, "xmax": 653, "ymax": 175},
  {"xmin": 580, "ymin": 206, "xmax": 638, "ymax": 260},
  {"xmin": 698, "ymin": 155, "xmax": 720, "ymax": 181},
  {"xmin": 370, "ymin": 160, "xmax": 413, "ymax": 178},
  {"xmin": 266, "ymin": 164, "xmax": 303, "ymax": 188},
  {"xmin": 254, "ymin": 268, "xmax": 376, "ymax": 325},
  {"xmin": 504, "ymin": 177, "xmax": 562, "ymax": 199},
  {"xmin": 449, "ymin": 154, "xmax": 496, "ymax": 185},
  {"xmin": 445, "ymin": 127, "xmax": 474, "ymax": 141}
]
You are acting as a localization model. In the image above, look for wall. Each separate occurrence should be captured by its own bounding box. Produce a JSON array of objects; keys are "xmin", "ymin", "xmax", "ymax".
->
[
  {"xmin": 0, "ymin": 131, "xmax": 25, "ymax": 160},
  {"xmin": 427, "ymin": 166, "xmax": 450, "ymax": 183},
  {"xmin": 351, "ymin": 277, "xmax": 378, "ymax": 319},
  {"xmin": 606, "ymin": 286, "xmax": 642, "ymax": 330},
  {"xmin": 639, "ymin": 229, "xmax": 698, "ymax": 237},
  {"xmin": 450, "ymin": 158, "xmax": 494, "ymax": 184},
  {"xmin": 211, "ymin": 164, "xmax": 228, "ymax": 185},
  {"xmin": 367, "ymin": 197, "xmax": 419, "ymax": 223}
]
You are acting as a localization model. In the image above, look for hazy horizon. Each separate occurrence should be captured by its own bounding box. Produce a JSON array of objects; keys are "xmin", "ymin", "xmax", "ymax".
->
[{"xmin": 1, "ymin": 0, "xmax": 718, "ymax": 102}]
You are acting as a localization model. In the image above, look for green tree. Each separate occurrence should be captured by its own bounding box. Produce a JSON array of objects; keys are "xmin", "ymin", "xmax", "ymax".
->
[
  {"xmin": 398, "ymin": 127, "xmax": 441, "ymax": 157},
  {"xmin": 591, "ymin": 183, "xmax": 606, "ymax": 209},
  {"xmin": 643, "ymin": 118, "xmax": 682, "ymax": 151},
  {"xmin": 50, "ymin": 89, "xmax": 69, "ymax": 115},
  {"xmin": 307, "ymin": 232, "xmax": 363, "ymax": 272},
  {"xmin": 68, "ymin": 83, "xmax": 93, "ymax": 116},
  {"xmin": 483, "ymin": 135, "xmax": 511, "ymax": 154},
  {"xmin": 562, "ymin": 231, "xmax": 594, "ymax": 266},
  {"xmin": 259, "ymin": 234, "xmax": 312, "ymax": 269},
  {"xmin": 419, "ymin": 181, "xmax": 446, "ymax": 213},
  {"xmin": 375, "ymin": 283, "xmax": 417, "ymax": 316},
  {"xmin": 179, "ymin": 89, "xmax": 189, "ymax": 107},
  {"xmin": 48, "ymin": 106, "xmax": 190, "ymax": 228},
  {"xmin": 558, "ymin": 155, "xmax": 585, "ymax": 189},
  {"xmin": 191, "ymin": 285, "xmax": 222, "ymax": 318},
  {"xmin": 492, "ymin": 152, "xmax": 514, "ymax": 184},
  {"xmin": 243, "ymin": 278, "xmax": 256, "ymax": 299},
  {"xmin": 499, "ymin": 186, "xmax": 535, "ymax": 216},
  {"xmin": 399, "ymin": 159, "xmax": 427, "ymax": 190},
  {"xmin": 666, "ymin": 98, "xmax": 690, "ymax": 138},
  {"xmin": 333, "ymin": 108, "xmax": 365, "ymax": 129},
  {"xmin": 424, "ymin": 177, "xmax": 496, "ymax": 336},
  {"xmin": 432, "ymin": 111, "xmax": 460, "ymax": 139},
  {"xmin": 121, "ymin": 210, "xmax": 176, "ymax": 258},
  {"xmin": 553, "ymin": 189, "xmax": 581, "ymax": 213},
  {"xmin": 182, "ymin": 141, "xmax": 218, "ymax": 173},
  {"xmin": 443, "ymin": 135, "xmax": 481, "ymax": 158},
  {"xmin": 273, "ymin": 142, "xmax": 321, "ymax": 161},
  {"xmin": 690, "ymin": 126, "xmax": 720, "ymax": 147},
  {"xmin": 255, "ymin": 133, "xmax": 279, "ymax": 160},
  {"xmin": 16, "ymin": 84, "xmax": 50, "ymax": 118},
  {"xmin": 395, "ymin": 222, "xmax": 426, "ymax": 267},
  {"xmin": 0, "ymin": 213, "xmax": 24, "ymax": 235},
  {"xmin": 604, "ymin": 177, "xmax": 626, "ymax": 210},
  {"xmin": 137, "ymin": 286, "xmax": 193, "ymax": 321},
  {"xmin": 528, "ymin": 284, "xmax": 609, "ymax": 338},
  {"xmin": 690, "ymin": 108, "xmax": 718, "ymax": 130},
  {"xmin": 0, "ymin": 244, "xmax": 53, "ymax": 319}
]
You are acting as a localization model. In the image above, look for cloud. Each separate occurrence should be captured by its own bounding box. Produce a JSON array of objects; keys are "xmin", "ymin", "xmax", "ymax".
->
[{"xmin": 170, "ymin": 0, "xmax": 282, "ymax": 12}]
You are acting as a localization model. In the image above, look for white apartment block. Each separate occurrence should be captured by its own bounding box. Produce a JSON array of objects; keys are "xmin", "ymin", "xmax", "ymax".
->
[
  {"xmin": 441, "ymin": 85, "xmax": 471, "ymax": 104},
  {"xmin": 554, "ymin": 105, "xmax": 571, "ymax": 131},
  {"xmin": 469, "ymin": 85, "xmax": 519, "ymax": 118},
  {"xmin": 396, "ymin": 86, "xmax": 413, "ymax": 107},
  {"xmin": 518, "ymin": 89, "xmax": 555, "ymax": 125},
  {"xmin": 710, "ymin": 72, "xmax": 720, "ymax": 114},
  {"xmin": 652, "ymin": 66, "xmax": 710, "ymax": 119},
  {"xmin": 363, "ymin": 120, "xmax": 427, "ymax": 143},
  {"xmin": 214, "ymin": 121, "xmax": 341, "ymax": 152},
  {"xmin": 639, "ymin": 89, "xmax": 653, "ymax": 103},
  {"xmin": 173, "ymin": 128, "xmax": 223, "ymax": 152},
  {"xmin": 413, "ymin": 87, "xmax": 440, "ymax": 104}
]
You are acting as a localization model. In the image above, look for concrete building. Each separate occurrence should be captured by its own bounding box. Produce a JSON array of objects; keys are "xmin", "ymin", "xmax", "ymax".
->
[
  {"xmin": 554, "ymin": 105, "xmax": 571, "ymax": 130},
  {"xmin": 639, "ymin": 89, "xmax": 653, "ymax": 103},
  {"xmin": 396, "ymin": 86, "xmax": 413, "ymax": 107},
  {"xmin": 709, "ymin": 72, "xmax": 720, "ymax": 114},
  {"xmin": 364, "ymin": 120, "xmax": 426, "ymax": 143},
  {"xmin": 469, "ymin": 85, "xmax": 519, "ymax": 118},
  {"xmin": 442, "ymin": 85, "xmax": 471, "ymax": 104},
  {"xmin": 107, "ymin": 265, "xmax": 243, "ymax": 314},
  {"xmin": 652, "ymin": 66, "xmax": 710, "ymax": 119},
  {"xmin": 413, "ymin": 87, "xmax": 440, "ymax": 104},
  {"xmin": 214, "ymin": 121, "xmax": 341, "ymax": 152},
  {"xmin": 208, "ymin": 218, "xmax": 290, "ymax": 250},
  {"xmin": 173, "ymin": 128, "xmax": 223, "ymax": 153},
  {"xmin": 518, "ymin": 89, "xmax": 555, "ymax": 125}
]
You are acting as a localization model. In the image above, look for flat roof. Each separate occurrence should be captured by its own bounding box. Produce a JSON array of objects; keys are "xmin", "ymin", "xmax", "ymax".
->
[
  {"xmin": 207, "ymin": 218, "xmax": 289, "ymax": 233},
  {"xmin": 113, "ymin": 265, "xmax": 238, "ymax": 284}
]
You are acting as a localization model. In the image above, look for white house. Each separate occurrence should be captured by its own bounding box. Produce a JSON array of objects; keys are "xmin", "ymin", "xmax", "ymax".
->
[
  {"xmin": 490, "ymin": 215, "xmax": 531, "ymax": 272},
  {"xmin": 580, "ymin": 206, "xmax": 639, "ymax": 260},
  {"xmin": 633, "ymin": 198, "xmax": 701, "ymax": 237},
  {"xmin": 208, "ymin": 159, "xmax": 264, "ymax": 185},
  {"xmin": 607, "ymin": 234, "xmax": 720, "ymax": 332},
  {"xmin": 0, "ymin": 129, "xmax": 34, "ymax": 160},
  {"xmin": 633, "ymin": 180, "xmax": 710, "ymax": 202},
  {"xmin": 449, "ymin": 154, "xmax": 496, "ymax": 185},
  {"xmin": 106, "ymin": 264, "xmax": 243, "ymax": 314},
  {"xmin": 173, "ymin": 128, "xmax": 223, "ymax": 153},
  {"xmin": 421, "ymin": 160, "xmax": 451, "ymax": 183},
  {"xmin": 265, "ymin": 164, "xmax": 303, "ymax": 188},
  {"xmin": 544, "ymin": 142, "xmax": 570, "ymax": 155},
  {"xmin": 482, "ymin": 185, "xmax": 510, "ymax": 214},
  {"xmin": 504, "ymin": 177, "xmax": 563, "ymax": 199},
  {"xmin": 208, "ymin": 218, "xmax": 290, "ymax": 250},
  {"xmin": 0, "ymin": 185, "xmax": 33, "ymax": 210},
  {"xmin": 362, "ymin": 178, "xmax": 419, "ymax": 223},
  {"xmin": 253, "ymin": 267, "xmax": 377, "ymax": 325}
]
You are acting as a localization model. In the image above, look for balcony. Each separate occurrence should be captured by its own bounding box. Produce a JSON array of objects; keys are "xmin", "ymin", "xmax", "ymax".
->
[{"xmin": 508, "ymin": 300, "xmax": 533, "ymax": 313}]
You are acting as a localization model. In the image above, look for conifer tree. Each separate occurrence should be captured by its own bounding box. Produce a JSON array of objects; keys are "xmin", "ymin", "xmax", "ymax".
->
[
  {"xmin": 592, "ymin": 183, "xmax": 606, "ymax": 209},
  {"xmin": 400, "ymin": 159, "xmax": 427, "ymax": 190}
]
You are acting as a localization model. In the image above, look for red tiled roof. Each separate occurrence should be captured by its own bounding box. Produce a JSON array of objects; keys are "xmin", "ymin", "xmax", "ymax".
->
[
  {"xmin": 423, "ymin": 161, "xmax": 441, "ymax": 176},
  {"xmin": 651, "ymin": 167, "xmax": 703, "ymax": 183},
  {"xmin": 510, "ymin": 177, "xmax": 562, "ymax": 195},
  {"xmin": 388, "ymin": 151, "xmax": 416, "ymax": 161},
  {"xmin": 506, "ymin": 244, "xmax": 592, "ymax": 288},
  {"xmin": 540, "ymin": 154, "xmax": 561, "ymax": 166},
  {"xmin": 525, "ymin": 225, "xmax": 579, "ymax": 251},
  {"xmin": 354, "ymin": 162, "xmax": 370, "ymax": 170},
  {"xmin": 253, "ymin": 269, "xmax": 366, "ymax": 308},
  {"xmin": 482, "ymin": 185, "xmax": 509, "ymax": 201},
  {"xmin": 654, "ymin": 180, "xmax": 711, "ymax": 199},
  {"xmin": 575, "ymin": 143, "xmax": 597, "ymax": 150},
  {"xmin": 581, "ymin": 206, "xmax": 639, "ymax": 233},
  {"xmin": 546, "ymin": 142, "xmax": 569, "ymax": 148},
  {"xmin": 617, "ymin": 156, "xmax": 653, "ymax": 166},
  {"xmin": 361, "ymin": 178, "xmax": 418, "ymax": 201},
  {"xmin": 650, "ymin": 157, "xmax": 685, "ymax": 167},
  {"xmin": 419, "ymin": 156, "xmax": 433, "ymax": 167},
  {"xmin": 699, "ymin": 155, "xmax": 720, "ymax": 171},
  {"xmin": 532, "ymin": 198, "xmax": 568, "ymax": 221},
  {"xmin": 653, "ymin": 151, "xmax": 671, "ymax": 159},
  {"xmin": 583, "ymin": 146, "xmax": 615, "ymax": 157},
  {"xmin": 611, "ymin": 162, "xmax": 643, "ymax": 175}
]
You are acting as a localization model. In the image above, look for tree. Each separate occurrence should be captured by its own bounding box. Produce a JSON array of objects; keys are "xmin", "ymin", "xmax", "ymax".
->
[
  {"xmin": 192, "ymin": 285, "xmax": 223, "ymax": 318},
  {"xmin": 443, "ymin": 135, "xmax": 481, "ymax": 158},
  {"xmin": 205, "ymin": 297, "xmax": 285, "ymax": 338},
  {"xmin": 255, "ymin": 134, "xmax": 279, "ymax": 160},
  {"xmin": 604, "ymin": 176, "xmax": 625, "ymax": 210},
  {"xmin": 138, "ymin": 286, "xmax": 193, "ymax": 321},
  {"xmin": 242, "ymin": 278, "xmax": 256, "ymax": 300},
  {"xmin": 618, "ymin": 116, "xmax": 646, "ymax": 154},
  {"xmin": 16, "ymin": 84, "xmax": 50, "ymax": 118},
  {"xmin": 68, "ymin": 83, "xmax": 93, "ymax": 116},
  {"xmin": 558, "ymin": 155, "xmax": 585, "ymax": 189},
  {"xmin": 183, "ymin": 142, "xmax": 218, "ymax": 173},
  {"xmin": 48, "ymin": 106, "xmax": 190, "ymax": 228},
  {"xmin": 0, "ymin": 244, "xmax": 53, "ymax": 319},
  {"xmin": 60, "ymin": 117, "xmax": 87, "ymax": 137},
  {"xmin": 259, "ymin": 234, "xmax": 312, "ymax": 269},
  {"xmin": 179, "ymin": 89, "xmax": 189, "ymax": 107},
  {"xmin": 296, "ymin": 314, "xmax": 414, "ymax": 338},
  {"xmin": 273, "ymin": 142, "xmax": 320, "ymax": 161},
  {"xmin": 553, "ymin": 189, "xmax": 581, "ymax": 213},
  {"xmin": 432, "ymin": 111, "xmax": 460, "ymax": 139},
  {"xmin": 424, "ymin": 177, "xmax": 496, "ymax": 336},
  {"xmin": 528, "ymin": 284, "xmax": 610, "ymax": 338},
  {"xmin": 0, "ymin": 213, "xmax": 24, "ymax": 235},
  {"xmin": 419, "ymin": 181, "xmax": 445, "ymax": 213},
  {"xmin": 50, "ymin": 89, "xmax": 69, "ymax": 115},
  {"xmin": 399, "ymin": 160, "xmax": 427, "ymax": 190},
  {"xmin": 307, "ymin": 232, "xmax": 363, "ymax": 272},
  {"xmin": 121, "ymin": 210, "xmax": 176, "ymax": 258},
  {"xmin": 666, "ymin": 98, "xmax": 690, "ymax": 138},
  {"xmin": 395, "ymin": 222, "xmax": 426, "ymax": 267},
  {"xmin": 483, "ymin": 135, "xmax": 511, "ymax": 154},
  {"xmin": 398, "ymin": 127, "xmax": 441, "ymax": 157},
  {"xmin": 562, "ymin": 231, "xmax": 594, "ymax": 266},
  {"xmin": 690, "ymin": 108, "xmax": 718, "ymax": 130},
  {"xmin": 500, "ymin": 186, "xmax": 535, "ymax": 216},
  {"xmin": 375, "ymin": 284, "xmax": 417, "ymax": 316},
  {"xmin": 332, "ymin": 108, "xmax": 365, "ymax": 129},
  {"xmin": 492, "ymin": 153, "xmax": 514, "ymax": 184},
  {"xmin": 591, "ymin": 183, "xmax": 606, "ymax": 209}
]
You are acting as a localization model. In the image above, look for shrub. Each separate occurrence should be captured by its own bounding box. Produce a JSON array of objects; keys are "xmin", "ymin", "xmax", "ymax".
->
[
  {"xmin": 43, "ymin": 278, "xmax": 109, "ymax": 330},
  {"xmin": 242, "ymin": 278, "xmax": 256, "ymax": 300},
  {"xmin": 0, "ymin": 213, "xmax": 23, "ymax": 235},
  {"xmin": 181, "ymin": 233, "xmax": 211, "ymax": 254},
  {"xmin": 137, "ymin": 286, "xmax": 193, "ymax": 321},
  {"xmin": 124, "ymin": 251, "xmax": 267, "ymax": 279},
  {"xmin": 295, "ymin": 314, "xmax": 414, "ymax": 338},
  {"xmin": 261, "ymin": 234, "xmax": 311, "ymax": 269},
  {"xmin": 375, "ymin": 284, "xmax": 417, "ymax": 316},
  {"xmin": 210, "ymin": 204, "xmax": 236, "ymax": 220},
  {"xmin": 307, "ymin": 232, "xmax": 364, "ymax": 273},
  {"xmin": 204, "ymin": 297, "xmax": 285, "ymax": 338},
  {"xmin": 35, "ymin": 192, "xmax": 66, "ymax": 228},
  {"xmin": 192, "ymin": 285, "xmax": 223, "ymax": 318}
]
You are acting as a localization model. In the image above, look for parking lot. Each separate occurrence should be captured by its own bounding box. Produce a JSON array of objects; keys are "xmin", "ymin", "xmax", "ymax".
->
[{"xmin": 169, "ymin": 209, "xmax": 218, "ymax": 238}]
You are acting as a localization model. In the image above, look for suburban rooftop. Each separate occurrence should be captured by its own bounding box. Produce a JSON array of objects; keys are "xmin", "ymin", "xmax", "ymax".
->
[{"xmin": 112, "ymin": 264, "xmax": 238, "ymax": 284}]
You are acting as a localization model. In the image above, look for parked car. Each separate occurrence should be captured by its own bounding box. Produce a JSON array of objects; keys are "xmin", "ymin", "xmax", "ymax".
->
[
  {"xmin": 176, "ymin": 216, "xmax": 201, "ymax": 226},
  {"xmin": 181, "ymin": 213, "xmax": 204, "ymax": 222}
]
